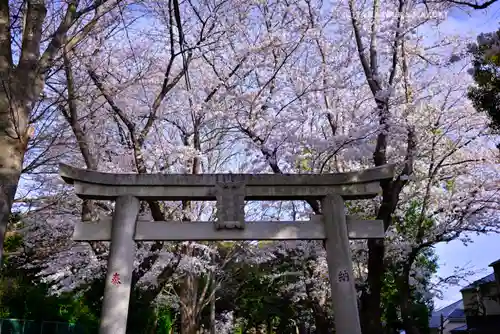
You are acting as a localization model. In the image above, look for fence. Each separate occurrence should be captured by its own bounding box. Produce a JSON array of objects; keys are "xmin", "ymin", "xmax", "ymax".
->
[{"xmin": 0, "ymin": 319, "xmax": 94, "ymax": 334}]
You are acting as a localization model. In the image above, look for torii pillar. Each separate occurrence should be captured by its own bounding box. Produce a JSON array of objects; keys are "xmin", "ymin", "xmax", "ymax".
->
[{"xmin": 59, "ymin": 163, "xmax": 395, "ymax": 334}]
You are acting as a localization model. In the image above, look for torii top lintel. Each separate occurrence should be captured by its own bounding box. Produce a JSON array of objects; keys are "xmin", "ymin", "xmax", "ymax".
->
[{"xmin": 59, "ymin": 163, "xmax": 396, "ymax": 201}]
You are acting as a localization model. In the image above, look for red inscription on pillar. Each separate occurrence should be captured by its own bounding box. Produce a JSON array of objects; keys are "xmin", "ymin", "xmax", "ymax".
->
[{"xmin": 111, "ymin": 272, "xmax": 121, "ymax": 285}]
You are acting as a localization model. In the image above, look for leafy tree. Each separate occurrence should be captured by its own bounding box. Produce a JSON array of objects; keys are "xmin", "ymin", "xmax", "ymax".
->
[
  {"xmin": 381, "ymin": 263, "xmax": 434, "ymax": 334},
  {"xmin": 214, "ymin": 245, "xmax": 324, "ymax": 333},
  {"xmin": 0, "ymin": 258, "xmax": 177, "ymax": 334},
  {"xmin": 468, "ymin": 29, "xmax": 500, "ymax": 136},
  {"xmin": 0, "ymin": 264, "xmax": 99, "ymax": 332}
]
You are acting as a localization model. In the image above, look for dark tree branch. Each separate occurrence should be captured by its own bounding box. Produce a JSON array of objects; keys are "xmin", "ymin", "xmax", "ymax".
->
[{"xmin": 444, "ymin": 0, "xmax": 498, "ymax": 9}]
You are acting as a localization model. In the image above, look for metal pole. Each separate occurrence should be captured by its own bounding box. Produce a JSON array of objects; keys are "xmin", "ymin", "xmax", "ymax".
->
[
  {"xmin": 322, "ymin": 194, "xmax": 362, "ymax": 334},
  {"xmin": 99, "ymin": 195, "xmax": 140, "ymax": 334}
]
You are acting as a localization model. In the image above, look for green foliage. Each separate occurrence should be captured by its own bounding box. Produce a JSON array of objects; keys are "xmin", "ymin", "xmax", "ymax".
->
[
  {"xmin": 4, "ymin": 212, "xmax": 24, "ymax": 253},
  {"xmin": 0, "ymin": 266, "xmax": 99, "ymax": 333},
  {"xmin": 381, "ymin": 268, "xmax": 403, "ymax": 331},
  {"xmin": 8, "ymin": 212, "xmax": 23, "ymax": 226},
  {"xmin": 233, "ymin": 325, "xmax": 244, "ymax": 334},
  {"xmin": 217, "ymin": 256, "xmax": 317, "ymax": 333},
  {"xmin": 445, "ymin": 179, "xmax": 456, "ymax": 192},
  {"xmin": 156, "ymin": 306, "xmax": 176, "ymax": 334},
  {"xmin": 430, "ymin": 128, "xmax": 442, "ymax": 136},
  {"xmin": 468, "ymin": 30, "xmax": 500, "ymax": 137},
  {"xmin": 233, "ymin": 267, "xmax": 293, "ymax": 329},
  {"xmin": 381, "ymin": 258, "xmax": 435, "ymax": 334},
  {"xmin": 345, "ymin": 201, "xmax": 376, "ymax": 220},
  {"xmin": 127, "ymin": 287, "xmax": 172, "ymax": 334},
  {"xmin": 0, "ymin": 261, "xmax": 182, "ymax": 334},
  {"xmin": 3, "ymin": 234, "xmax": 22, "ymax": 253},
  {"xmin": 381, "ymin": 201, "xmax": 438, "ymax": 333},
  {"xmin": 394, "ymin": 200, "xmax": 435, "ymax": 238},
  {"xmin": 295, "ymin": 148, "xmax": 313, "ymax": 172}
]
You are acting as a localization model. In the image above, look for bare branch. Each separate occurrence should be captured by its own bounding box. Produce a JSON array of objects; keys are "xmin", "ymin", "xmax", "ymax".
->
[
  {"xmin": 388, "ymin": 0, "xmax": 404, "ymax": 86},
  {"xmin": 348, "ymin": 0, "xmax": 379, "ymax": 94},
  {"xmin": 369, "ymin": 0, "xmax": 380, "ymax": 81},
  {"xmin": 442, "ymin": 0, "xmax": 498, "ymax": 9},
  {"xmin": 39, "ymin": 0, "xmax": 117, "ymax": 75}
]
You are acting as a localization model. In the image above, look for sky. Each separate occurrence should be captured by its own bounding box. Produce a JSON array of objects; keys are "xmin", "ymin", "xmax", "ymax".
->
[{"xmin": 431, "ymin": 3, "xmax": 500, "ymax": 309}]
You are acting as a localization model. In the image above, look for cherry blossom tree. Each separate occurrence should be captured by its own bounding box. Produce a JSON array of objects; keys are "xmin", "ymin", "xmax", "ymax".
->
[{"xmin": 4, "ymin": 0, "xmax": 500, "ymax": 333}]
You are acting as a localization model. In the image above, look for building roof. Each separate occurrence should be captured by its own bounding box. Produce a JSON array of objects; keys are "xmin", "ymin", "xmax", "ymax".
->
[
  {"xmin": 489, "ymin": 259, "xmax": 500, "ymax": 267},
  {"xmin": 461, "ymin": 273, "xmax": 496, "ymax": 291},
  {"xmin": 429, "ymin": 300, "xmax": 465, "ymax": 328},
  {"xmin": 450, "ymin": 324, "xmax": 468, "ymax": 332},
  {"xmin": 448, "ymin": 308, "xmax": 466, "ymax": 320}
]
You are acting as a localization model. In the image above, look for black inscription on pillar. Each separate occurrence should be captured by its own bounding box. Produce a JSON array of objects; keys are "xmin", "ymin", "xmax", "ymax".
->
[{"xmin": 337, "ymin": 269, "xmax": 350, "ymax": 283}]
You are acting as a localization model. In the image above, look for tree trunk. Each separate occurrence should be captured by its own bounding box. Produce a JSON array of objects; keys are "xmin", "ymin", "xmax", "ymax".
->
[
  {"xmin": 297, "ymin": 323, "xmax": 308, "ymax": 334},
  {"xmin": 347, "ymin": 0, "xmax": 415, "ymax": 332},
  {"xmin": 398, "ymin": 270, "xmax": 420, "ymax": 334},
  {"xmin": 209, "ymin": 287, "xmax": 216, "ymax": 334},
  {"xmin": 311, "ymin": 303, "xmax": 332, "ymax": 334},
  {"xmin": 62, "ymin": 50, "xmax": 99, "ymax": 223},
  {"xmin": 360, "ymin": 239, "xmax": 385, "ymax": 334},
  {"xmin": 0, "ymin": 0, "xmax": 107, "ymax": 266},
  {"xmin": 0, "ymin": 94, "xmax": 30, "ymax": 265},
  {"xmin": 180, "ymin": 265, "xmax": 200, "ymax": 334},
  {"xmin": 400, "ymin": 298, "xmax": 419, "ymax": 334}
]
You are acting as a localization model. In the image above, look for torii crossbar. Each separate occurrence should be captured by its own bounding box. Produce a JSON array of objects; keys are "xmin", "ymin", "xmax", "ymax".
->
[{"xmin": 59, "ymin": 163, "xmax": 396, "ymax": 334}]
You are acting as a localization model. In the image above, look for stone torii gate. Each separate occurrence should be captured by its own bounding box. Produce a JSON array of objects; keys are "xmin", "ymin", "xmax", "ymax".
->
[{"xmin": 59, "ymin": 163, "xmax": 395, "ymax": 334}]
